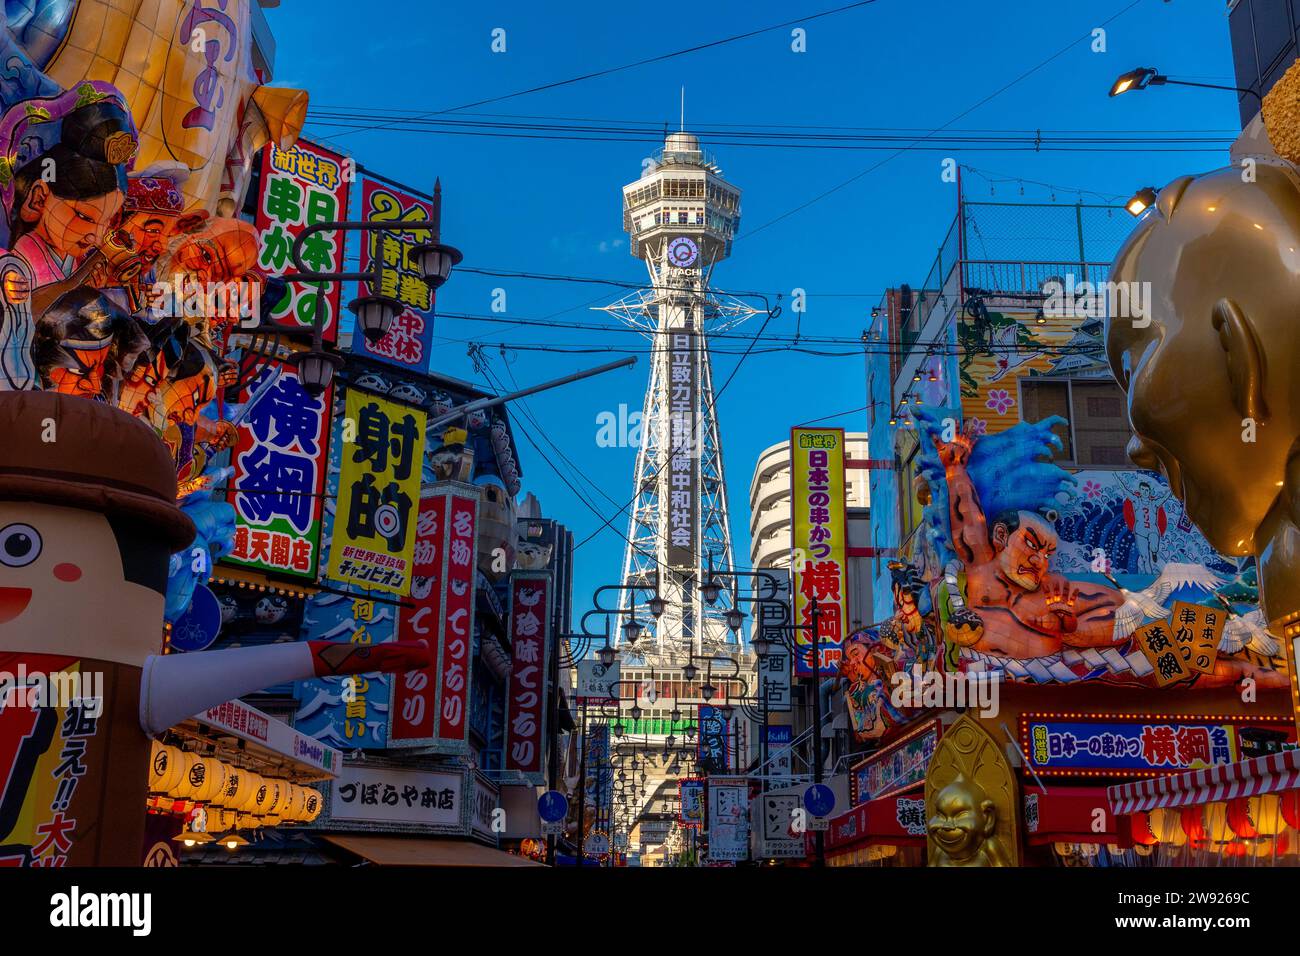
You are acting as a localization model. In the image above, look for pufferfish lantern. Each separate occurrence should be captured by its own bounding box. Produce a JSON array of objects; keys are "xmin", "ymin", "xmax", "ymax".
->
[{"xmin": 0, "ymin": 391, "xmax": 430, "ymax": 865}]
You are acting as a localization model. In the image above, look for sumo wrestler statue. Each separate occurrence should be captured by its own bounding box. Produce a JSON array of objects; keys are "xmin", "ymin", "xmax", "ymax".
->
[
  {"xmin": 1107, "ymin": 58, "xmax": 1300, "ymax": 634},
  {"xmin": 0, "ymin": 391, "xmax": 428, "ymax": 865}
]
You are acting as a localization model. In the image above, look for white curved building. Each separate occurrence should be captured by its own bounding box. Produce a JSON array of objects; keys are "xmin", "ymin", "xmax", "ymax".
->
[{"xmin": 749, "ymin": 434, "xmax": 869, "ymax": 572}]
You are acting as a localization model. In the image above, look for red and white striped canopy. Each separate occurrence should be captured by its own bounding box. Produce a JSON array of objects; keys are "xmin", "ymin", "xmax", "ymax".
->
[{"xmin": 1108, "ymin": 749, "xmax": 1300, "ymax": 816}]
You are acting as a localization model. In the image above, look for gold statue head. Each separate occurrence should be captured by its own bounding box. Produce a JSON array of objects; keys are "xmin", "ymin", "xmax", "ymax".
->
[
  {"xmin": 1107, "ymin": 160, "xmax": 1300, "ymax": 628},
  {"xmin": 927, "ymin": 774, "xmax": 997, "ymax": 863}
]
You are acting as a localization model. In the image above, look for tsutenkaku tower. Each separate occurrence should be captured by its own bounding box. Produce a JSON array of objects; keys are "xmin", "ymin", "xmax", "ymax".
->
[{"xmin": 598, "ymin": 130, "xmax": 755, "ymax": 659}]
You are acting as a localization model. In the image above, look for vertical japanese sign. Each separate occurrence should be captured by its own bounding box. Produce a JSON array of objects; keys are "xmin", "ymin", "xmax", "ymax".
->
[
  {"xmin": 504, "ymin": 571, "xmax": 552, "ymax": 784},
  {"xmin": 225, "ymin": 360, "xmax": 330, "ymax": 579},
  {"xmin": 255, "ymin": 139, "xmax": 350, "ymax": 343},
  {"xmin": 389, "ymin": 484, "xmax": 479, "ymax": 750},
  {"xmin": 327, "ymin": 390, "xmax": 426, "ymax": 596},
  {"xmin": 697, "ymin": 704, "xmax": 731, "ymax": 774},
  {"xmin": 352, "ymin": 176, "xmax": 438, "ymax": 372},
  {"xmin": 757, "ymin": 568, "xmax": 792, "ymax": 711},
  {"xmin": 678, "ymin": 778, "xmax": 704, "ymax": 828},
  {"xmin": 706, "ymin": 776, "xmax": 750, "ymax": 862},
  {"xmin": 666, "ymin": 328, "xmax": 697, "ymax": 569},
  {"xmin": 790, "ymin": 427, "xmax": 848, "ymax": 676}
]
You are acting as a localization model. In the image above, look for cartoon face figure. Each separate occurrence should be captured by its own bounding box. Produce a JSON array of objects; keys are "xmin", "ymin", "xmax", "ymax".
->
[
  {"xmin": 927, "ymin": 778, "xmax": 996, "ymax": 861},
  {"xmin": 1108, "ymin": 164, "xmax": 1300, "ymax": 557},
  {"xmin": 254, "ymin": 595, "xmax": 288, "ymax": 624},
  {"xmin": 26, "ymin": 184, "xmax": 125, "ymax": 259},
  {"xmin": 991, "ymin": 511, "xmax": 1057, "ymax": 591},
  {"xmin": 0, "ymin": 502, "xmax": 166, "ymax": 663}
]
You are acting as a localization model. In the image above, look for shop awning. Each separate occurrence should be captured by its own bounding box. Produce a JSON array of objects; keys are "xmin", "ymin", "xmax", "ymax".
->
[
  {"xmin": 1108, "ymin": 748, "xmax": 1300, "ymax": 815},
  {"xmin": 1024, "ymin": 786, "xmax": 1124, "ymax": 845},
  {"xmin": 322, "ymin": 834, "xmax": 544, "ymax": 867},
  {"xmin": 826, "ymin": 788, "xmax": 927, "ymax": 851}
]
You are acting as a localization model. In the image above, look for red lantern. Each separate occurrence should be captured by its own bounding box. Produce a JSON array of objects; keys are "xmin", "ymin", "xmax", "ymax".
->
[
  {"xmin": 1129, "ymin": 813, "xmax": 1159, "ymax": 846},
  {"xmin": 1226, "ymin": 797, "xmax": 1259, "ymax": 839},
  {"xmin": 1181, "ymin": 805, "xmax": 1207, "ymax": 845}
]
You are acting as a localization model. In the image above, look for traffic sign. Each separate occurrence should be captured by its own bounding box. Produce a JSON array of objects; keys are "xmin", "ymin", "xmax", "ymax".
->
[
  {"xmin": 803, "ymin": 783, "xmax": 836, "ymax": 818},
  {"xmin": 538, "ymin": 790, "xmax": 569, "ymax": 823}
]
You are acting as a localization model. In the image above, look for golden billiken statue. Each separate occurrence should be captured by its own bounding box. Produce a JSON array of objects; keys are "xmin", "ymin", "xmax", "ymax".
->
[{"xmin": 1107, "ymin": 58, "xmax": 1300, "ymax": 634}]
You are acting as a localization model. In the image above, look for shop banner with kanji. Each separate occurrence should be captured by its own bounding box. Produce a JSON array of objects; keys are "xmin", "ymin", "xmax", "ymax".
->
[
  {"xmin": 697, "ymin": 704, "xmax": 731, "ymax": 774},
  {"xmin": 790, "ymin": 427, "xmax": 848, "ymax": 676},
  {"xmin": 224, "ymin": 359, "xmax": 331, "ymax": 579},
  {"xmin": 327, "ymin": 389, "xmax": 426, "ymax": 596},
  {"xmin": 389, "ymin": 483, "xmax": 479, "ymax": 751},
  {"xmin": 1023, "ymin": 717, "xmax": 1245, "ymax": 774},
  {"xmin": 351, "ymin": 175, "xmax": 438, "ymax": 372},
  {"xmin": 504, "ymin": 571, "xmax": 552, "ymax": 784},
  {"xmin": 255, "ymin": 138, "xmax": 351, "ymax": 344}
]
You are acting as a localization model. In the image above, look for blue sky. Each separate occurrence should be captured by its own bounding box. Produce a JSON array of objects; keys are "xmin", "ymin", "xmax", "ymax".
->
[{"xmin": 265, "ymin": 0, "xmax": 1241, "ymax": 627}]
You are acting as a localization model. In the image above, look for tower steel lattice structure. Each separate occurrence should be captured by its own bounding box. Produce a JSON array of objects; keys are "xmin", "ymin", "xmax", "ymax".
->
[{"xmin": 596, "ymin": 130, "xmax": 755, "ymax": 665}]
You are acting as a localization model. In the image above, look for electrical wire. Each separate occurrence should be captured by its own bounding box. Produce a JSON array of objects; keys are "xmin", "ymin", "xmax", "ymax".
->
[{"xmin": 325, "ymin": 0, "xmax": 886, "ymax": 139}]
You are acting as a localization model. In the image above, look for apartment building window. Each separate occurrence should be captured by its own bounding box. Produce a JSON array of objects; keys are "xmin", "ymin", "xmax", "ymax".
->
[{"xmin": 1019, "ymin": 378, "xmax": 1131, "ymax": 467}]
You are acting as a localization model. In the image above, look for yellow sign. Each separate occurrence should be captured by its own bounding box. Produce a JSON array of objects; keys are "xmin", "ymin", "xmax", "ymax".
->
[
  {"xmin": 789, "ymin": 427, "xmax": 848, "ymax": 676},
  {"xmin": 327, "ymin": 391, "xmax": 426, "ymax": 596}
]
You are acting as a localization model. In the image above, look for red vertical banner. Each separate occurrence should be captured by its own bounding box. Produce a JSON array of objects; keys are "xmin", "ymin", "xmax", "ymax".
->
[
  {"xmin": 438, "ymin": 492, "xmax": 478, "ymax": 747},
  {"xmin": 388, "ymin": 483, "xmax": 478, "ymax": 751},
  {"xmin": 504, "ymin": 571, "xmax": 552, "ymax": 784},
  {"xmin": 389, "ymin": 493, "xmax": 446, "ymax": 743}
]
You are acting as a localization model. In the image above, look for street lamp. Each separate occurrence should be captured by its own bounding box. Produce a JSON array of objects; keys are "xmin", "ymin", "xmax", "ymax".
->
[
  {"xmin": 598, "ymin": 642, "xmax": 618, "ymax": 667},
  {"xmin": 700, "ymin": 680, "xmax": 717, "ymax": 701},
  {"xmin": 700, "ymin": 578, "xmax": 722, "ymax": 606},
  {"xmin": 407, "ymin": 241, "xmax": 463, "ymax": 288},
  {"xmin": 622, "ymin": 618, "xmax": 643, "ymax": 645},
  {"xmin": 1109, "ymin": 66, "xmax": 1158, "ymax": 96},
  {"xmin": 751, "ymin": 633, "xmax": 772, "ymax": 659},
  {"xmin": 287, "ymin": 347, "xmax": 344, "ymax": 398},
  {"xmin": 1126, "ymin": 186, "xmax": 1159, "ymax": 217},
  {"xmin": 725, "ymin": 607, "xmax": 744, "ymax": 634},
  {"xmin": 1108, "ymin": 66, "xmax": 1261, "ymax": 103},
  {"xmin": 648, "ymin": 593, "xmax": 666, "ymax": 618},
  {"xmin": 683, "ymin": 662, "xmax": 698, "ymax": 682},
  {"xmin": 347, "ymin": 294, "xmax": 403, "ymax": 343}
]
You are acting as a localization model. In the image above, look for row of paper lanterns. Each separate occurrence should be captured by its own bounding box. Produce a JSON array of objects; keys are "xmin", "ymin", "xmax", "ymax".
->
[
  {"xmin": 149, "ymin": 742, "xmax": 322, "ymax": 826},
  {"xmin": 1129, "ymin": 792, "xmax": 1300, "ymax": 853}
]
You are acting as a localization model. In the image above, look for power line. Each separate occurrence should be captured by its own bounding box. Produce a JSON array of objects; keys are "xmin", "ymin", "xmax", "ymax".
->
[
  {"xmin": 326, "ymin": 0, "xmax": 885, "ymax": 139},
  {"xmin": 736, "ymin": 0, "xmax": 1147, "ymax": 242}
]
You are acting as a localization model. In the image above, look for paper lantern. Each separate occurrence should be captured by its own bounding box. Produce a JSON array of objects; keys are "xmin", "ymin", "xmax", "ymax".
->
[
  {"xmin": 1181, "ymin": 805, "xmax": 1207, "ymax": 844},
  {"xmin": 302, "ymin": 788, "xmax": 323, "ymax": 823},
  {"xmin": 192, "ymin": 758, "xmax": 228, "ymax": 804},
  {"xmin": 1226, "ymin": 797, "xmax": 1260, "ymax": 839},
  {"xmin": 270, "ymin": 779, "xmax": 295, "ymax": 817},
  {"xmin": 1280, "ymin": 790, "xmax": 1300, "ymax": 830},
  {"xmin": 166, "ymin": 751, "xmax": 200, "ymax": 798},
  {"xmin": 284, "ymin": 785, "xmax": 309, "ymax": 822},
  {"xmin": 210, "ymin": 808, "xmax": 238, "ymax": 832},
  {"xmin": 1251, "ymin": 794, "xmax": 1285, "ymax": 836},
  {"xmin": 148, "ymin": 743, "xmax": 185, "ymax": 793},
  {"xmin": 236, "ymin": 814, "xmax": 262, "ymax": 830},
  {"xmin": 250, "ymin": 777, "xmax": 275, "ymax": 814},
  {"xmin": 1203, "ymin": 802, "xmax": 1233, "ymax": 843},
  {"xmin": 1149, "ymin": 808, "xmax": 1187, "ymax": 847},
  {"xmin": 215, "ymin": 766, "xmax": 253, "ymax": 810},
  {"xmin": 1129, "ymin": 813, "xmax": 1159, "ymax": 846}
]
